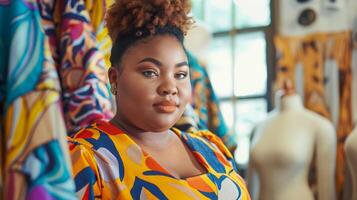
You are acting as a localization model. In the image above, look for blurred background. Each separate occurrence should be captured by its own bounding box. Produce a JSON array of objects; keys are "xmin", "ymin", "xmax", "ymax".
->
[
  {"xmin": 1, "ymin": 0, "xmax": 357, "ymax": 199},
  {"xmin": 186, "ymin": 0, "xmax": 357, "ymax": 169},
  {"xmin": 184, "ymin": 2, "xmax": 357, "ymax": 198}
]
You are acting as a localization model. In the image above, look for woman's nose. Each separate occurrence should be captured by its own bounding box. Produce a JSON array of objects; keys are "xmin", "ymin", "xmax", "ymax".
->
[{"xmin": 157, "ymin": 78, "xmax": 178, "ymax": 96}]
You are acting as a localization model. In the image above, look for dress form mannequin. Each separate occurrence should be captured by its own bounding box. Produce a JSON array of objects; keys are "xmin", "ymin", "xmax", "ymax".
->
[
  {"xmin": 247, "ymin": 82, "xmax": 336, "ymax": 200},
  {"xmin": 343, "ymin": 127, "xmax": 357, "ymax": 200}
]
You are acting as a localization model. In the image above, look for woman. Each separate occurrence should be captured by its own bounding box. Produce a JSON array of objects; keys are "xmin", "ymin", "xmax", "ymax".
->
[{"xmin": 68, "ymin": 0, "xmax": 250, "ymax": 199}]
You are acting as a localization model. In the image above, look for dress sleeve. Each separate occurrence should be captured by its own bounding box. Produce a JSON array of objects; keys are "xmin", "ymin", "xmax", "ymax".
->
[{"xmin": 68, "ymin": 139, "xmax": 103, "ymax": 200}]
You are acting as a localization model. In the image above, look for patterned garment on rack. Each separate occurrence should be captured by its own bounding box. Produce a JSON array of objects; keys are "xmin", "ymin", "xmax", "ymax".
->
[
  {"xmin": 69, "ymin": 120, "xmax": 250, "ymax": 200},
  {"xmin": 274, "ymin": 31, "xmax": 353, "ymax": 198},
  {"xmin": 174, "ymin": 52, "xmax": 237, "ymax": 152},
  {"xmin": 40, "ymin": 0, "xmax": 113, "ymax": 134},
  {"xmin": 0, "ymin": 0, "xmax": 76, "ymax": 199},
  {"xmin": 84, "ymin": 0, "xmax": 113, "ymax": 68}
]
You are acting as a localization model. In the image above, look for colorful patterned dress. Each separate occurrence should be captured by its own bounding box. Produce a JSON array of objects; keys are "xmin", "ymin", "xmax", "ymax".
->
[{"xmin": 69, "ymin": 121, "xmax": 250, "ymax": 200}]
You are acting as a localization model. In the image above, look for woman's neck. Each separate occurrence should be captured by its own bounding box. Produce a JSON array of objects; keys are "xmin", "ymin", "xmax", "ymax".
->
[
  {"xmin": 110, "ymin": 116, "xmax": 174, "ymax": 148},
  {"xmin": 276, "ymin": 94, "xmax": 304, "ymax": 112}
]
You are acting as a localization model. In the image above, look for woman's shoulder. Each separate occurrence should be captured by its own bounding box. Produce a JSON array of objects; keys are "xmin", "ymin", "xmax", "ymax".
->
[
  {"xmin": 68, "ymin": 120, "xmax": 124, "ymax": 151},
  {"xmin": 68, "ymin": 121, "xmax": 126, "ymax": 174}
]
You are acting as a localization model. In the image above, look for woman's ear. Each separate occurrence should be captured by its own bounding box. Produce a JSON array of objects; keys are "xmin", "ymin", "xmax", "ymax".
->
[
  {"xmin": 108, "ymin": 67, "xmax": 118, "ymax": 85},
  {"xmin": 108, "ymin": 67, "xmax": 119, "ymax": 95}
]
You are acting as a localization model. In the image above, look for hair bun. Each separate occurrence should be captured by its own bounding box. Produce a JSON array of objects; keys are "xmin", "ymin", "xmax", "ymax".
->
[{"xmin": 106, "ymin": 0, "xmax": 193, "ymax": 42}]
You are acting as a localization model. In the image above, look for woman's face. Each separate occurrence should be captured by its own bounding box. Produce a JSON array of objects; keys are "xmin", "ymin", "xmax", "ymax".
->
[{"xmin": 109, "ymin": 35, "xmax": 191, "ymax": 132}]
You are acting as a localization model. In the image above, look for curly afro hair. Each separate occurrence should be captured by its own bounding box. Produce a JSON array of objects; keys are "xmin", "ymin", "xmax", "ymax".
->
[{"xmin": 105, "ymin": 0, "xmax": 193, "ymax": 42}]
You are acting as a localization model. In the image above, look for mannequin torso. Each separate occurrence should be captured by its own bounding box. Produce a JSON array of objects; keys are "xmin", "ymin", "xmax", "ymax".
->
[
  {"xmin": 248, "ymin": 94, "xmax": 336, "ymax": 200},
  {"xmin": 344, "ymin": 127, "xmax": 357, "ymax": 200}
]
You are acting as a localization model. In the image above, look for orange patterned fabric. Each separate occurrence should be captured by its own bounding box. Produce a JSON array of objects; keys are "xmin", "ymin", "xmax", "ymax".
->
[
  {"xmin": 68, "ymin": 120, "xmax": 251, "ymax": 200},
  {"xmin": 274, "ymin": 31, "xmax": 353, "ymax": 199}
]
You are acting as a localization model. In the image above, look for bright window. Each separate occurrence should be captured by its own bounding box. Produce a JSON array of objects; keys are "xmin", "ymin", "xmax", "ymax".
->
[{"xmin": 191, "ymin": 0, "xmax": 274, "ymax": 170}]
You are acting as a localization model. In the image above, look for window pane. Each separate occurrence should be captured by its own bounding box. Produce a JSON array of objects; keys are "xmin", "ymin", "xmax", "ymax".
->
[
  {"xmin": 234, "ymin": 0, "xmax": 271, "ymax": 28},
  {"xmin": 234, "ymin": 135, "xmax": 250, "ymax": 166},
  {"xmin": 236, "ymin": 98, "xmax": 267, "ymax": 137},
  {"xmin": 207, "ymin": 36, "xmax": 233, "ymax": 98},
  {"xmin": 235, "ymin": 32, "xmax": 267, "ymax": 96},
  {"xmin": 234, "ymin": 98, "xmax": 268, "ymax": 166},
  {"xmin": 204, "ymin": 0, "xmax": 232, "ymax": 32},
  {"xmin": 191, "ymin": 0, "xmax": 204, "ymax": 20},
  {"xmin": 219, "ymin": 101, "xmax": 234, "ymax": 131}
]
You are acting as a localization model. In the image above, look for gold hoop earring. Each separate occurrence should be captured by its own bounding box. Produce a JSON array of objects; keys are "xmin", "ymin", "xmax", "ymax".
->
[{"xmin": 110, "ymin": 84, "xmax": 117, "ymax": 95}]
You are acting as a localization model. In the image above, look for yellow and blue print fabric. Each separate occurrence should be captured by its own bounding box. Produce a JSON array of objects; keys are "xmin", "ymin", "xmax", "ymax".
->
[
  {"xmin": 69, "ymin": 121, "xmax": 250, "ymax": 200},
  {"xmin": 0, "ymin": 0, "xmax": 76, "ymax": 199}
]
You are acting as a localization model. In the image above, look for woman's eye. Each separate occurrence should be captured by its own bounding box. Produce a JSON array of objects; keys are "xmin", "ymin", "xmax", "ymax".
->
[
  {"xmin": 175, "ymin": 72, "xmax": 188, "ymax": 79},
  {"xmin": 142, "ymin": 70, "xmax": 158, "ymax": 78}
]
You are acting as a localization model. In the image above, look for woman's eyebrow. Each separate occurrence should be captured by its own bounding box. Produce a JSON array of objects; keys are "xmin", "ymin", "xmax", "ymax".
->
[
  {"xmin": 138, "ymin": 57, "xmax": 162, "ymax": 66},
  {"xmin": 175, "ymin": 61, "xmax": 188, "ymax": 68},
  {"xmin": 138, "ymin": 57, "xmax": 188, "ymax": 68}
]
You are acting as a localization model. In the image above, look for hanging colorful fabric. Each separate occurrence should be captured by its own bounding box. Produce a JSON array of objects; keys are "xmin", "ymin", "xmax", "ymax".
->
[
  {"xmin": 0, "ymin": 0, "xmax": 76, "ymax": 199},
  {"xmin": 50, "ymin": 0, "xmax": 113, "ymax": 134}
]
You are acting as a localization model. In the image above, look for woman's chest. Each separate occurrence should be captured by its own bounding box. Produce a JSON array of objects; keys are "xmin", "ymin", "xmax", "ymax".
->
[{"xmin": 142, "ymin": 139, "xmax": 207, "ymax": 179}]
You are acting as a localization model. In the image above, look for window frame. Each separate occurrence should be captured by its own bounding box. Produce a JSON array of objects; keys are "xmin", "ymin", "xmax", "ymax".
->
[
  {"xmin": 191, "ymin": 0, "xmax": 278, "ymax": 172},
  {"xmin": 208, "ymin": 0, "xmax": 276, "ymax": 109},
  {"xmin": 194, "ymin": 0, "xmax": 276, "ymax": 122}
]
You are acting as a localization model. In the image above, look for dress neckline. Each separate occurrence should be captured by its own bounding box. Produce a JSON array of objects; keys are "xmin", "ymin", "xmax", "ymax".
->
[{"xmin": 104, "ymin": 121, "xmax": 210, "ymax": 181}]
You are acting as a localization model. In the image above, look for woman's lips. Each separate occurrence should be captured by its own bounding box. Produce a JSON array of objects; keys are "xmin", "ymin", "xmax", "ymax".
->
[{"xmin": 153, "ymin": 100, "xmax": 178, "ymax": 113}]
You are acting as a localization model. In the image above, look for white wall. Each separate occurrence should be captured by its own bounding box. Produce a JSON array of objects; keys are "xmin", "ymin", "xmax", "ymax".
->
[{"xmin": 279, "ymin": 0, "xmax": 355, "ymax": 36}]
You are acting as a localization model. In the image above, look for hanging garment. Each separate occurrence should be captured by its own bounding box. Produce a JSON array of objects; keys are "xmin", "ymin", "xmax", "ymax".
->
[
  {"xmin": 68, "ymin": 120, "xmax": 250, "ymax": 200},
  {"xmin": 274, "ymin": 31, "xmax": 353, "ymax": 199},
  {"xmin": 324, "ymin": 59, "xmax": 340, "ymax": 127},
  {"xmin": 84, "ymin": 0, "xmax": 113, "ymax": 68},
  {"xmin": 42, "ymin": 0, "xmax": 113, "ymax": 134},
  {"xmin": 0, "ymin": 0, "xmax": 76, "ymax": 199},
  {"xmin": 175, "ymin": 52, "xmax": 237, "ymax": 152}
]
